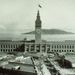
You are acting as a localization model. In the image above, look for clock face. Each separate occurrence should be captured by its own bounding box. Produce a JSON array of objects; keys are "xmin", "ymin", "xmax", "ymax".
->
[{"xmin": 36, "ymin": 29, "xmax": 40, "ymax": 34}]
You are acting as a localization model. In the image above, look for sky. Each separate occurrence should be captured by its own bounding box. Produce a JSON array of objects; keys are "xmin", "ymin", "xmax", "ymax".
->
[{"xmin": 0, "ymin": 0, "xmax": 75, "ymax": 34}]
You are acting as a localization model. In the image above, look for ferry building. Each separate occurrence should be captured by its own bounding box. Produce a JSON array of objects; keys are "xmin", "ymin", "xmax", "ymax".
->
[
  {"xmin": 24, "ymin": 10, "xmax": 75, "ymax": 53},
  {"xmin": 0, "ymin": 10, "xmax": 75, "ymax": 53}
]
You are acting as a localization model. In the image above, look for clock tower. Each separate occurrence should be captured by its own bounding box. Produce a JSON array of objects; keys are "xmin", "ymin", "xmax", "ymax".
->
[{"xmin": 35, "ymin": 10, "xmax": 42, "ymax": 44}]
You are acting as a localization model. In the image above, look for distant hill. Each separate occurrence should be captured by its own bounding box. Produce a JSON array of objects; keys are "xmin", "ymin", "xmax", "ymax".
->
[{"xmin": 23, "ymin": 29, "xmax": 74, "ymax": 34}]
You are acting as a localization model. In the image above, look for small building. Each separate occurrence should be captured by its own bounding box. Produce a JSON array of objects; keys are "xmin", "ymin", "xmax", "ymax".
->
[{"xmin": 0, "ymin": 56, "xmax": 37, "ymax": 75}]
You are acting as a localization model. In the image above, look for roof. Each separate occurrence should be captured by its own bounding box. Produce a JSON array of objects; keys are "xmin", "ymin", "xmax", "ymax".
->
[
  {"xmin": 4, "ymin": 62, "xmax": 35, "ymax": 73},
  {"xmin": 0, "ymin": 56, "xmax": 36, "ymax": 73}
]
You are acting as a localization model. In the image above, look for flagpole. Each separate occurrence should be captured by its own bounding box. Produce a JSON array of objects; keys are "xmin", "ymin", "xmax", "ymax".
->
[{"xmin": 37, "ymin": 0, "xmax": 42, "ymax": 10}]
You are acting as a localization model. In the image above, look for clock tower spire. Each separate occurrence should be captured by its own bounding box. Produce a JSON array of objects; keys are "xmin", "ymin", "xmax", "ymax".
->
[
  {"xmin": 35, "ymin": 10, "xmax": 41, "ymax": 27},
  {"xmin": 35, "ymin": 10, "xmax": 42, "ymax": 44}
]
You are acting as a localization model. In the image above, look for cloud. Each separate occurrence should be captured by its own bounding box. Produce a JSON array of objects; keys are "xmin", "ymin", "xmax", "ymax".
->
[{"xmin": 0, "ymin": 0, "xmax": 74, "ymax": 34}]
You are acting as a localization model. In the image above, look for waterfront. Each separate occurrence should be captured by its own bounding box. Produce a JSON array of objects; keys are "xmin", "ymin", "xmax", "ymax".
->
[
  {"xmin": 22, "ymin": 34, "xmax": 75, "ymax": 41},
  {"xmin": 0, "ymin": 33, "xmax": 75, "ymax": 41}
]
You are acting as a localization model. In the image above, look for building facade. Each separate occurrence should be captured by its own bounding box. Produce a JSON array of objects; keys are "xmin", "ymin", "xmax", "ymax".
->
[
  {"xmin": 0, "ymin": 11, "xmax": 75, "ymax": 53},
  {"xmin": 0, "ymin": 40, "xmax": 24, "ymax": 53},
  {"xmin": 24, "ymin": 10, "xmax": 75, "ymax": 53},
  {"xmin": 25, "ymin": 41, "xmax": 75, "ymax": 53},
  {"xmin": 0, "ymin": 40, "xmax": 74, "ymax": 53}
]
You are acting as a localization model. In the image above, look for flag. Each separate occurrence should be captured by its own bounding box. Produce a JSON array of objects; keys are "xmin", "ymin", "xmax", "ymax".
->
[{"xmin": 38, "ymin": 4, "xmax": 42, "ymax": 8}]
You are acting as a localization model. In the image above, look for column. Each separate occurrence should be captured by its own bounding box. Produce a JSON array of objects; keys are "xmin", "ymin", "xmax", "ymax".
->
[
  {"xmin": 45, "ymin": 44, "xmax": 47, "ymax": 53},
  {"xmin": 39, "ymin": 44, "xmax": 41, "ymax": 53},
  {"xmin": 29, "ymin": 44, "xmax": 31, "ymax": 52},
  {"xmin": 35, "ymin": 44, "xmax": 36, "ymax": 52}
]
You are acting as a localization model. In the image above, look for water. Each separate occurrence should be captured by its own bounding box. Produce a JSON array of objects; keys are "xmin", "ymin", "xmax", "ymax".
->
[
  {"xmin": 1, "ymin": 33, "xmax": 75, "ymax": 41},
  {"xmin": 21, "ymin": 34, "xmax": 75, "ymax": 41}
]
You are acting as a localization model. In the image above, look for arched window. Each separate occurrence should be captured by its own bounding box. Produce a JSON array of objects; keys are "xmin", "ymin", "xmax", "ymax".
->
[
  {"xmin": 65, "ymin": 45, "xmax": 66, "ymax": 48},
  {"xmin": 67, "ymin": 45, "xmax": 69, "ymax": 48},
  {"xmin": 60, "ymin": 45, "xmax": 61, "ymax": 48},
  {"xmin": 1, "ymin": 45, "xmax": 2, "ymax": 48},
  {"xmin": 70, "ymin": 50, "xmax": 71, "ymax": 52},
  {"xmin": 3, "ymin": 45, "xmax": 5, "ymax": 48},
  {"xmin": 1, "ymin": 49, "xmax": 2, "ymax": 52},
  {"xmin": 64, "ymin": 50, "xmax": 66, "ymax": 52},
  {"xmin": 54, "ymin": 50, "xmax": 56, "ymax": 52},
  {"xmin": 72, "ymin": 45, "xmax": 74, "ymax": 48},
  {"xmin": 67, "ymin": 50, "xmax": 69, "ymax": 52},
  {"xmin": 57, "ymin": 50, "xmax": 58, "ymax": 52},
  {"xmin": 8, "ymin": 45, "xmax": 10, "ymax": 48},
  {"xmin": 72, "ymin": 50, "xmax": 74, "ymax": 52},
  {"xmin": 54, "ymin": 45, "xmax": 56, "ymax": 48},
  {"xmin": 70, "ymin": 45, "xmax": 71, "ymax": 49}
]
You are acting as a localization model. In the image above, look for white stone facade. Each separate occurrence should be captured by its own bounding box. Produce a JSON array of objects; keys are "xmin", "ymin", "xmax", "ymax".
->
[
  {"xmin": 0, "ymin": 40, "xmax": 74, "ymax": 53},
  {"xmin": 0, "ymin": 40, "xmax": 24, "ymax": 52},
  {"xmin": 25, "ymin": 41, "xmax": 75, "ymax": 53}
]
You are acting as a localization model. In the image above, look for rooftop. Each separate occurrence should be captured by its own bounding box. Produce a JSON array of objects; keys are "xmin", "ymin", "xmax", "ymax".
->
[{"xmin": 0, "ymin": 55, "xmax": 36, "ymax": 74}]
